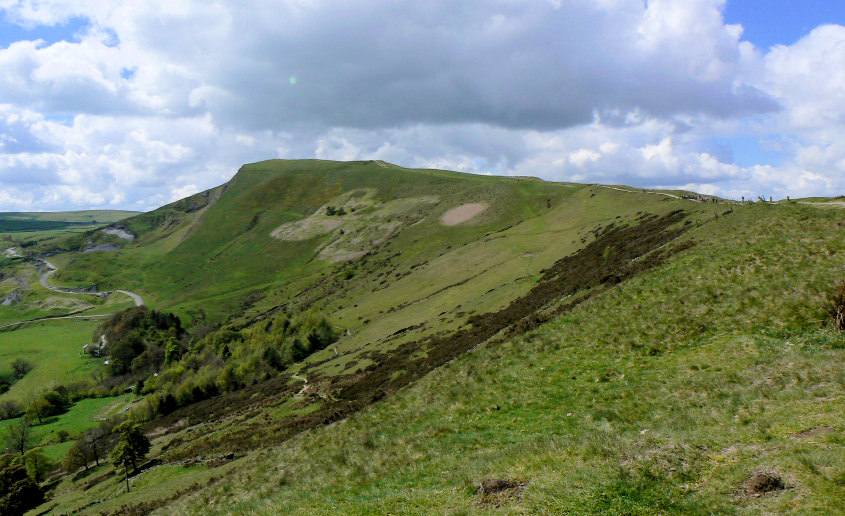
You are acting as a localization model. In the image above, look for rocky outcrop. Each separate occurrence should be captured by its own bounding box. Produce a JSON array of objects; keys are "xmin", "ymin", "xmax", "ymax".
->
[
  {"xmin": 83, "ymin": 244, "xmax": 122, "ymax": 253},
  {"xmin": 1, "ymin": 289, "xmax": 24, "ymax": 306},
  {"xmin": 102, "ymin": 222, "xmax": 136, "ymax": 241}
]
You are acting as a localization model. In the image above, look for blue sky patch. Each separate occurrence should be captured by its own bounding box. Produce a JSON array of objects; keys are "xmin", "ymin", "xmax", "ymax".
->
[
  {"xmin": 712, "ymin": 135, "xmax": 788, "ymax": 168},
  {"xmin": 724, "ymin": 0, "xmax": 845, "ymax": 49},
  {"xmin": 0, "ymin": 13, "xmax": 91, "ymax": 49}
]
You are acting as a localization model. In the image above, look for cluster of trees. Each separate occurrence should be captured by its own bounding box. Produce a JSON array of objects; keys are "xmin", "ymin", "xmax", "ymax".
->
[
  {"xmin": 25, "ymin": 387, "xmax": 70, "ymax": 424},
  {"xmin": 0, "ymin": 453, "xmax": 44, "ymax": 515},
  {"xmin": 325, "ymin": 205, "xmax": 346, "ymax": 216},
  {"xmin": 1, "ymin": 412, "xmax": 152, "ymax": 512},
  {"xmin": 1, "ymin": 418, "xmax": 52, "ymax": 513},
  {"xmin": 131, "ymin": 308, "xmax": 338, "ymax": 418},
  {"xmin": 62, "ymin": 418, "xmax": 150, "ymax": 485},
  {"xmin": 0, "ymin": 303, "xmax": 335, "ymax": 512},
  {"xmin": 1, "ymin": 383, "xmax": 88, "ymax": 423},
  {"xmin": 95, "ymin": 306, "xmax": 184, "ymax": 378}
]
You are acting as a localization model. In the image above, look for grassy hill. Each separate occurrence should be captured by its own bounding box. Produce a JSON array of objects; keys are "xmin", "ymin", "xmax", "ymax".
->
[
  {"xmin": 0, "ymin": 160, "xmax": 841, "ymax": 515},
  {"xmin": 0, "ymin": 210, "xmax": 137, "ymax": 233}
]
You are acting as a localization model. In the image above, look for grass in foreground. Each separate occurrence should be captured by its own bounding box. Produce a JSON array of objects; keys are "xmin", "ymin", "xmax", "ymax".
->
[
  {"xmin": 36, "ymin": 198, "xmax": 844, "ymax": 514},
  {"xmin": 145, "ymin": 202, "xmax": 844, "ymax": 515}
]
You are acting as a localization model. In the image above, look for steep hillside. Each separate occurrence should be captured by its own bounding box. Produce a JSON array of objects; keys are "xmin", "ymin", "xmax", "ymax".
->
[
  {"xmin": 52, "ymin": 160, "xmax": 580, "ymax": 320},
  {"xmin": 150, "ymin": 198, "xmax": 842, "ymax": 515},
  {"xmin": 1, "ymin": 161, "xmax": 841, "ymax": 515}
]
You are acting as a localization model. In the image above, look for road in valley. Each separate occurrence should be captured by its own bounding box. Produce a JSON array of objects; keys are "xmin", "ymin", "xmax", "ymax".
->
[{"xmin": 37, "ymin": 259, "xmax": 144, "ymax": 306}]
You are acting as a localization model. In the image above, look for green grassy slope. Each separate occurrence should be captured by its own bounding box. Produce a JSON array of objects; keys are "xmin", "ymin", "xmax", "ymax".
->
[
  {"xmin": 52, "ymin": 159, "xmax": 579, "ymax": 318},
  {"xmin": 2, "ymin": 161, "xmax": 841, "ymax": 514},
  {"xmin": 142, "ymin": 200, "xmax": 841, "ymax": 515},
  {"xmin": 0, "ymin": 319, "xmax": 104, "ymax": 403}
]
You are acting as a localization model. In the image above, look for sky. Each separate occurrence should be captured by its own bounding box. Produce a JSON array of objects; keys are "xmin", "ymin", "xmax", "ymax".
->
[{"xmin": 0, "ymin": 0, "xmax": 843, "ymax": 211}]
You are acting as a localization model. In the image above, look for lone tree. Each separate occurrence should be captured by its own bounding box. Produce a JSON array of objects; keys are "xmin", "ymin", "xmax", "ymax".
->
[
  {"xmin": 4, "ymin": 418, "xmax": 33, "ymax": 455},
  {"xmin": 63, "ymin": 440, "xmax": 91, "ymax": 474},
  {"xmin": 111, "ymin": 421, "xmax": 150, "ymax": 491}
]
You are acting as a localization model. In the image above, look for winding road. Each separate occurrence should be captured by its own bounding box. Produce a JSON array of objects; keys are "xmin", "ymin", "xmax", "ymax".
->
[
  {"xmin": 37, "ymin": 259, "xmax": 145, "ymax": 306},
  {"xmin": 0, "ymin": 259, "xmax": 146, "ymax": 331}
]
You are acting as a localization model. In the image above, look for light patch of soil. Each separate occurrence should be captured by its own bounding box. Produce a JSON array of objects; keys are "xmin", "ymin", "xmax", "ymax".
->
[
  {"xmin": 270, "ymin": 189, "xmax": 439, "ymax": 262},
  {"xmin": 37, "ymin": 296, "xmax": 92, "ymax": 311},
  {"xmin": 1, "ymin": 288, "xmax": 23, "ymax": 306},
  {"xmin": 440, "ymin": 203, "xmax": 488, "ymax": 226},
  {"xmin": 102, "ymin": 225, "xmax": 135, "ymax": 241},
  {"xmin": 271, "ymin": 217, "xmax": 344, "ymax": 241}
]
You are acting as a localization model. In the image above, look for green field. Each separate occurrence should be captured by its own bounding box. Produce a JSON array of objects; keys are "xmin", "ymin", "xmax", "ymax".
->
[
  {"xmin": 0, "ymin": 394, "xmax": 134, "ymax": 461},
  {"xmin": 0, "ymin": 319, "xmax": 104, "ymax": 404},
  {"xmin": 0, "ymin": 161, "xmax": 840, "ymax": 515}
]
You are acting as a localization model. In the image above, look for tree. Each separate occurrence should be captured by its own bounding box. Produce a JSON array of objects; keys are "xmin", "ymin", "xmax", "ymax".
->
[
  {"xmin": 164, "ymin": 337, "xmax": 182, "ymax": 364},
  {"xmin": 26, "ymin": 398, "xmax": 50, "ymax": 424},
  {"xmin": 22, "ymin": 447, "xmax": 53, "ymax": 483},
  {"xmin": 83, "ymin": 427, "xmax": 106, "ymax": 467},
  {"xmin": 63, "ymin": 439, "xmax": 91, "ymax": 473},
  {"xmin": 0, "ymin": 400, "xmax": 21, "ymax": 420},
  {"xmin": 10, "ymin": 359, "xmax": 32, "ymax": 379},
  {"xmin": 0, "ymin": 454, "xmax": 44, "ymax": 515},
  {"xmin": 4, "ymin": 418, "xmax": 33, "ymax": 455},
  {"xmin": 111, "ymin": 421, "xmax": 150, "ymax": 480}
]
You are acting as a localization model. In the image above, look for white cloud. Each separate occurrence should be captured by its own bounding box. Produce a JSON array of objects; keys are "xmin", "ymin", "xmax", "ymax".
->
[{"xmin": 0, "ymin": 0, "xmax": 842, "ymax": 211}]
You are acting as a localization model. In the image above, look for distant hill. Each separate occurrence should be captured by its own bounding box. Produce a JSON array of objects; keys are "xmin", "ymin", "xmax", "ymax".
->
[{"xmin": 0, "ymin": 210, "xmax": 138, "ymax": 232}]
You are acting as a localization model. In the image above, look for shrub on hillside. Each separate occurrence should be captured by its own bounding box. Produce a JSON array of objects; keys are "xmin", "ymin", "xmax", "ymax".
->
[
  {"xmin": 0, "ymin": 400, "xmax": 21, "ymax": 420},
  {"xmin": 11, "ymin": 359, "xmax": 32, "ymax": 379}
]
